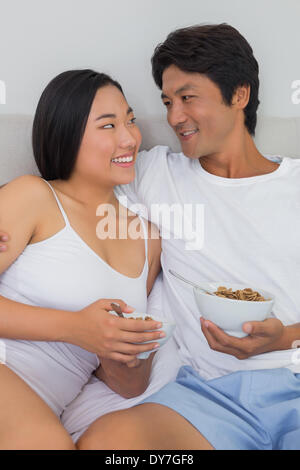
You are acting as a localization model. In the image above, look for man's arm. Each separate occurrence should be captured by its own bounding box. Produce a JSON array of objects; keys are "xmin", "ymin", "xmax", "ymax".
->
[
  {"xmin": 278, "ymin": 323, "xmax": 300, "ymax": 350},
  {"xmin": 94, "ymin": 351, "xmax": 156, "ymax": 398}
]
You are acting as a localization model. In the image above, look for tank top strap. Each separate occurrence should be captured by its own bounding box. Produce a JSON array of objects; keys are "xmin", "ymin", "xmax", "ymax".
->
[
  {"xmin": 42, "ymin": 179, "xmax": 71, "ymax": 228},
  {"xmin": 138, "ymin": 215, "xmax": 149, "ymax": 263}
]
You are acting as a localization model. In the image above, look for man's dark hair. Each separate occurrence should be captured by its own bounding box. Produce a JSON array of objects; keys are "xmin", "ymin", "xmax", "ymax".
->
[
  {"xmin": 151, "ymin": 23, "xmax": 260, "ymax": 135},
  {"xmin": 32, "ymin": 69, "xmax": 124, "ymax": 180}
]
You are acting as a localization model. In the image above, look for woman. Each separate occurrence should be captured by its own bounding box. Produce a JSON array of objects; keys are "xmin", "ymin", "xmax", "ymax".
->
[{"xmin": 0, "ymin": 70, "xmax": 168, "ymax": 449}]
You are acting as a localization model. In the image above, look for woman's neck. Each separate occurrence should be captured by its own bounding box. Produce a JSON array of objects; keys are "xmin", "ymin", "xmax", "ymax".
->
[{"xmin": 50, "ymin": 175, "xmax": 118, "ymax": 210}]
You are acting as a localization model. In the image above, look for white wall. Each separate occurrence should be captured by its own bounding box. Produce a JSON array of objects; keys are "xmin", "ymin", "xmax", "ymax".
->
[{"xmin": 0, "ymin": 0, "xmax": 299, "ymax": 119}]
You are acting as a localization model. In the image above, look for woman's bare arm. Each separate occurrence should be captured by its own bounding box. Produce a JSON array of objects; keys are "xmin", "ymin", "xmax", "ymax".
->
[{"xmin": 0, "ymin": 175, "xmax": 79, "ymax": 341}]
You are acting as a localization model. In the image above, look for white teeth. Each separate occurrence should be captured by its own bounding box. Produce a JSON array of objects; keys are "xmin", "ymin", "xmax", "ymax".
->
[
  {"xmin": 112, "ymin": 156, "xmax": 134, "ymax": 163},
  {"xmin": 182, "ymin": 130, "xmax": 197, "ymax": 136}
]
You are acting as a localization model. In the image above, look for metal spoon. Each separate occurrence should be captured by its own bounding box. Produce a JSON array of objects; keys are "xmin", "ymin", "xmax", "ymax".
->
[
  {"xmin": 168, "ymin": 269, "xmax": 217, "ymax": 296},
  {"xmin": 110, "ymin": 302, "xmax": 124, "ymax": 318}
]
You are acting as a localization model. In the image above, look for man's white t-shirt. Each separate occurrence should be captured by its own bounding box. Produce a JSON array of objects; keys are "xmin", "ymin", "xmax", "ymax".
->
[{"xmin": 115, "ymin": 146, "xmax": 300, "ymax": 380}]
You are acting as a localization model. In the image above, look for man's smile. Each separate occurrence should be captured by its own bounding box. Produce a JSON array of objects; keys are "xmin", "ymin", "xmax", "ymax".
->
[{"xmin": 178, "ymin": 129, "xmax": 199, "ymax": 141}]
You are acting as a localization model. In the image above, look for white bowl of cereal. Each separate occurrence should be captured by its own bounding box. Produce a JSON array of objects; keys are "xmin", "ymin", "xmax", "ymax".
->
[
  {"xmin": 193, "ymin": 282, "xmax": 275, "ymax": 338},
  {"xmin": 122, "ymin": 312, "xmax": 176, "ymax": 359}
]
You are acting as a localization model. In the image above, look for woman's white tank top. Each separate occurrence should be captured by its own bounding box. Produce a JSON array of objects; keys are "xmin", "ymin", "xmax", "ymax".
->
[{"xmin": 0, "ymin": 179, "xmax": 149, "ymax": 413}]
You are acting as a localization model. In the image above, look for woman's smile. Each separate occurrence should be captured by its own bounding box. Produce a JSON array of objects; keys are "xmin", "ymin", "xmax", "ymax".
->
[{"xmin": 111, "ymin": 153, "xmax": 135, "ymax": 167}]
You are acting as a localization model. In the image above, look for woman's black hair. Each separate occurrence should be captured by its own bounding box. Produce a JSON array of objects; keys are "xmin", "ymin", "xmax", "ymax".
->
[
  {"xmin": 32, "ymin": 69, "xmax": 124, "ymax": 180},
  {"xmin": 151, "ymin": 23, "xmax": 260, "ymax": 135}
]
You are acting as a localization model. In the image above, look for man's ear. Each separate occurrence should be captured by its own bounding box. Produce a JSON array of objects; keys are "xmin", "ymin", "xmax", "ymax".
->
[{"xmin": 232, "ymin": 84, "xmax": 250, "ymax": 109}]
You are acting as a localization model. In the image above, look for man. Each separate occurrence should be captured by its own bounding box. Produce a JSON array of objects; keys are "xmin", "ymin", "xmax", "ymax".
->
[
  {"xmin": 1, "ymin": 23, "xmax": 300, "ymax": 450},
  {"xmin": 74, "ymin": 23, "xmax": 300, "ymax": 450}
]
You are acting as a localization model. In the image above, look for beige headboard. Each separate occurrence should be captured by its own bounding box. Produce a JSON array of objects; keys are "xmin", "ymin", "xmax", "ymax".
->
[{"xmin": 0, "ymin": 113, "xmax": 299, "ymax": 186}]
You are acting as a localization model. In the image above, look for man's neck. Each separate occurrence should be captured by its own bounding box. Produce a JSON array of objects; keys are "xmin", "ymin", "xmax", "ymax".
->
[{"xmin": 199, "ymin": 130, "xmax": 280, "ymax": 179}]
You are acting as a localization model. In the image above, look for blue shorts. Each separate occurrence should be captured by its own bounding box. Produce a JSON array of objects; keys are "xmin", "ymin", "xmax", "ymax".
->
[{"xmin": 140, "ymin": 366, "xmax": 300, "ymax": 450}]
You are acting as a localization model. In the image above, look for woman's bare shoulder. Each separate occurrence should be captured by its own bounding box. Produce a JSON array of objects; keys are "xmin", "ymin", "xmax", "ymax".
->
[
  {"xmin": 0, "ymin": 174, "xmax": 47, "ymax": 194},
  {"xmin": 0, "ymin": 174, "xmax": 54, "ymax": 210},
  {"xmin": 0, "ymin": 175, "xmax": 56, "ymax": 240},
  {"xmin": 0, "ymin": 175, "xmax": 53, "ymax": 273}
]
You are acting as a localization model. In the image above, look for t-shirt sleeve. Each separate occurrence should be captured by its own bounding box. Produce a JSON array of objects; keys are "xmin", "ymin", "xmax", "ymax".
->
[{"xmin": 114, "ymin": 145, "xmax": 169, "ymax": 214}]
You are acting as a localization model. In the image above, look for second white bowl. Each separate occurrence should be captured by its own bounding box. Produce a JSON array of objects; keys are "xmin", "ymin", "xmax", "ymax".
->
[{"xmin": 193, "ymin": 282, "xmax": 275, "ymax": 338}]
